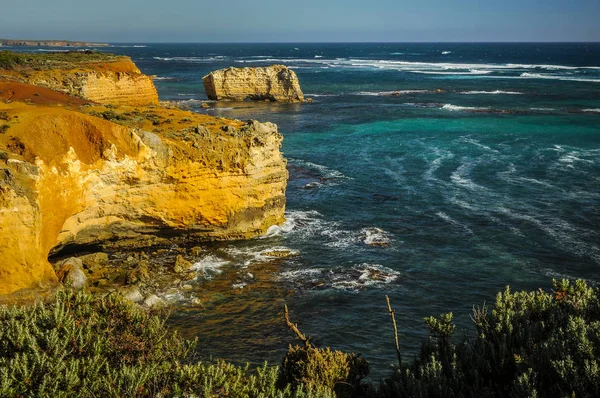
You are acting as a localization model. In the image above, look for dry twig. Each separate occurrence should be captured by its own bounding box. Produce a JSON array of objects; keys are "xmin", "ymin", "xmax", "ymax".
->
[
  {"xmin": 386, "ymin": 295, "xmax": 402, "ymax": 367},
  {"xmin": 284, "ymin": 304, "xmax": 311, "ymax": 347}
]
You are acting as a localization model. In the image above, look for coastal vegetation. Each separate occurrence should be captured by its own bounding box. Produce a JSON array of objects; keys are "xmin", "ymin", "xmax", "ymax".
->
[
  {"xmin": 0, "ymin": 50, "xmax": 121, "ymax": 70},
  {"xmin": 0, "ymin": 279, "xmax": 598, "ymax": 397}
]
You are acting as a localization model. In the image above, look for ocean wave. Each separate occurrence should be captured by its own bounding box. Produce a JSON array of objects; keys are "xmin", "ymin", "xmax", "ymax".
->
[
  {"xmin": 459, "ymin": 137, "xmax": 500, "ymax": 153},
  {"xmin": 353, "ymin": 90, "xmax": 430, "ymax": 96},
  {"xmin": 497, "ymin": 207, "xmax": 600, "ymax": 264},
  {"xmin": 409, "ymin": 70, "xmax": 492, "ymax": 75},
  {"xmin": 442, "ymin": 104, "xmax": 490, "ymax": 112},
  {"xmin": 153, "ymin": 56, "xmax": 225, "ymax": 62},
  {"xmin": 442, "ymin": 51, "xmax": 452, "ymax": 55},
  {"xmin": 360, "ymin": 227, "xmax": 392, "ymax": 246},
  {"xmin": 424, "ymin": 147, "xmax": 455, "ymax": 181},
  {"xmin": 111, "ymin": 45, "xmax": 148, "ymax": 48},
  {"xmin": 436, "ymin": 212, "xmax": 473, "ymax": 234},
  {"xmin": 262, "ymin": 210, "xmax": 322, "ymax": 238},
  {"xmin": 582, "ymin": 108, "xmax": 600, "ymax": 113},
  {"xmin": 288, "ymin": 158, "xmax": 351, "ymax": 180},
  {"xmin": 224, "ymin": 245, "xmax": 299, "ymax": 266},
  {"xmin": 279, "ymin": 263, "xmax": 401, "ymax": 292},
  {"xmin": 152, "ymin": 76, "xmax": 175, "ymax": 80},
  {"xmin": 517, "ymin": 73, "xmax": 600, "ymax": 83},
  {"xmin": 304, "ymin": 93, "xmax": 339, "ymax": 97},
  {"xmin": 191, "ymin": 255, "xmax": 230, "ymax": 278},
  {"xmin": 460, "ymin": 90, "xmax": 523, "ymax": 95},
  {"xmin": 226, "ymin": 57, "xmax": 600, "ymax": 77}
]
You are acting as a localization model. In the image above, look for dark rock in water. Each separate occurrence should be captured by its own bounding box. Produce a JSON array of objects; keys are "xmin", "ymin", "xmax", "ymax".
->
[
  {"xmin": 126, "ymin": 260, "xmax": 150, "ymax": 285},
  {"xmin": 189, "ymin": 246, "xmax": 203, "ymax": 257},
  {"xmin": 174, "ymin": 255, "xmax": 193, "ymax": 274}
]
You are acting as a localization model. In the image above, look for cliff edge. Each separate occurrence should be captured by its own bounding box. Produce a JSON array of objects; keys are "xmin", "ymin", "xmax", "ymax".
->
[
  {"xmin": 0, "ymin": 51, "xmax": 158, "ymax": 105},
  {"xmin": 0, "ymin": 54, "xmax": 287, "ymax": 296},
  {"xmin": 203, "ymin": 64, "xmax": 304, "ymax": 102}
]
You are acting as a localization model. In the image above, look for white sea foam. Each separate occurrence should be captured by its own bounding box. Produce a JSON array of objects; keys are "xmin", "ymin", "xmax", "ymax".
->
[
  {"xmin": 442, "ymin": 104, "xmax": 490, "ymax": 112},
  {"xmin": 279, "ymin": 264, "xmax": 400, "ymax": 292},
  {"xmin": 304, "ymin": 93, "xmax": 338, "ymax": 97},
  {"xmin": 442, "ymin": 51, "xmax": 452, "ymax": 55},
  {"xmin": 111, "ymin": 45, "xmax": 148, "ymax": 48},
  {"xmin": 314, "ymin": 55, "xmax": 323, "ymax": 58},
  {"xmin": 531, "ymin": 107, "xmax": 556, "ymax": 111},
  {"xmin": 153, "ymin": 56, "xmax": 225, "ymax": 62},
  {"xmin": 582, "ymin": 108, "xmax": 600, "ymax": 113},
  {"xmin": 450, "ymin": 161, "xmax": 487, "ymax": 192},
  {"xmin": 518, "ymin": 73, "xmax": 600, "ymax": 83},
  {"xmin": 459, "ymin": 137, "xmax": 500, "ymax": 153},
  {"xmin": 436, "ymin": 212, "xmax": 473, "ymax": 234},
  {"xmin": 360, "ymin": 227, "xmax": 392, "ymax": 246},
  {"xmin": 424, "ymin": 148, "xmax": 455, "ymax": 182},
  {"xmin": 497, "ymin": 207, "xmax": 600, "ymax": 264},
  {"xmin": 191, "ymin": 256, "xmax": 230, "ymax": 277},
  {"xmin": 354, "ymin": 90, "xmax": 429, "ymax": 96},
  {"xmin": 262, "ymin": 210, "xmax": 322, "ymax": 238},
  {"xmin": 409, "ymin": 70, "xmax": 492, "ymax": 75},
  {"xmin": 460, "ymin": 90, "xmax": 523, "ymax": 95},
  {"xmin": 289, "ymin": 158, "xmax": 351, "ymax": 180}
]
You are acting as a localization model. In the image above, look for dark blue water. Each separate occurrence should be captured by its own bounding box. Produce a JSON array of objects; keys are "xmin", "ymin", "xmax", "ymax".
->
[{"xmin": 11, "ymin": 43, "xmax": 600, "ymax": 378}]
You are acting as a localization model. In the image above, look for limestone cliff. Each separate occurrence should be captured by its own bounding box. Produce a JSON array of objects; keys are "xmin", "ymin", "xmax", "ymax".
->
[
  {"xmin": 0, "ymin": 52, "xmax": 158, "ymax": 106},
  {"xmin": 203, "ymin": 65, "xmax": 304, "ymax": 102},
  {"xmin": 0, "ymin": 84, "xmax": 287, "ymax": 296}
]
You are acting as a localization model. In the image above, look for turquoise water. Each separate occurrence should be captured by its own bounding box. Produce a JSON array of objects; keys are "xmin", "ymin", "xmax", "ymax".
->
[{"xmin": 12, "ymin": 43, "xmax": 600, "ymax": 377}]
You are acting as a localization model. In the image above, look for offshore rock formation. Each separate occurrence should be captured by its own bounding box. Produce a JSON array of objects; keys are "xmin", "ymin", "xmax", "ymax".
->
[
  {"xmin": 203, "ymin": 65, "xmax": 304, "ymax": 102},
  {"xmin": 0, "ymin": 56, "xmax": 287, "ymax": 297},
  {"xmin": 0, "ymin": 52, "xmax": 158, "ymax": 105}
]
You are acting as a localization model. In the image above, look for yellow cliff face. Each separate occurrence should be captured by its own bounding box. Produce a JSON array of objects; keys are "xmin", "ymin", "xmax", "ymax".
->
[
  {"xmin": 0, "ymin": 86, "xmax": 287, "ymax": 296},
  {"xmin": 203, "ymin": 64, "xmax": 304, "ymax": 102},
  {"xmin": 1, "ymin": 55, "xmax": 158, "ymax": 106}
]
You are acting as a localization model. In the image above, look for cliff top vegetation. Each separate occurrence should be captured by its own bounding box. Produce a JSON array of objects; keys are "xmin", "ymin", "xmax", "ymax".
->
[{"xmin": 0, "ymin": 50, "xmax": 125, "ymax": 71}]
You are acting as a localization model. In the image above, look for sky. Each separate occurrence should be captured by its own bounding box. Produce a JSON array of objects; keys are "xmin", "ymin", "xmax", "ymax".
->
[{"xmin": 1, "ymin": 0, "xmax": 599, "ymax": 43}]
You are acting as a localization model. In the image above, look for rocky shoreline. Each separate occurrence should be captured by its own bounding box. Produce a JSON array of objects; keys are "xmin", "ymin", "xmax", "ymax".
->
[{"xmin": 0, "ymin": 51, "xmax": 288, "ymax": 299}]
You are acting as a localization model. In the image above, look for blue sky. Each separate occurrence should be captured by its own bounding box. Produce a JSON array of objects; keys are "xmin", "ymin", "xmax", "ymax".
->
[{"xmin": 1, "ymin": 0, "xmax": 598, "ymax": 42}]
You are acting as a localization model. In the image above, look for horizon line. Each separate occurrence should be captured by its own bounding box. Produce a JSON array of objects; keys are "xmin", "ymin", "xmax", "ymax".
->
[{"xmin": 2, "ymin": 39, "xmax": 600, "ymax": 45}]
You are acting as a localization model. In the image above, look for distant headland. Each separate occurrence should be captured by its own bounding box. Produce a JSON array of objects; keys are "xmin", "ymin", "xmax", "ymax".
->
[{"xmin": 0, "ymin": 39, "xmax": 109, "ymax": 47}]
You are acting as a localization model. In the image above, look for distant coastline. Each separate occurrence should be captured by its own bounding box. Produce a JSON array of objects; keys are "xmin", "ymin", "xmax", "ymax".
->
[{"xmin": 0, "ymin": 39, "xmax": 109, "ymax": 47}]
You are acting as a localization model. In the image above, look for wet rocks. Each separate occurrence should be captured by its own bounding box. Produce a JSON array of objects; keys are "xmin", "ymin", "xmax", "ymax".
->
[
  {"xmin": 55, "ymin": 258, "xmax": 88, "ymax": 290},
  {"xmin": 173, "ymin": 255, "xmax": 193, "ymax": 274}
]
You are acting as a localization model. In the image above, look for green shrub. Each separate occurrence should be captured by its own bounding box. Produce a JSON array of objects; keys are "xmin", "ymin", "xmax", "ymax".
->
[
  {"xmin": 279, "ymin": 345, "xmax": 369, "ymax": 397},
  {"xmin": 378, "ymin": 279, "xmax": 600, "ymax": 398},
  {"xmin": 0, "ymin": 289, "xmax": 334, "ymax": 397}
]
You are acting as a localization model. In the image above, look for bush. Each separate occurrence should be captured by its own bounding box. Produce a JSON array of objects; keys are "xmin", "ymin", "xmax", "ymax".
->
[
  {"xmin": 279, "ymin": 345, "xmax": 369, "ymax": 397},
  {"xmin": 0, "ymin": 289, "xmax": 334, "ymax": 397},
  {"xmin": 378, "ymin": 279, "xmax": 600, "ymax": 398}
]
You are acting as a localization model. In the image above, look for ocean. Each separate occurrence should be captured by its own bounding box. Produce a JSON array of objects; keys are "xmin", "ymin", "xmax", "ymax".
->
[{"xmin": 13, "ymin": 42, "xmax": 600, "ymax": 378}]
